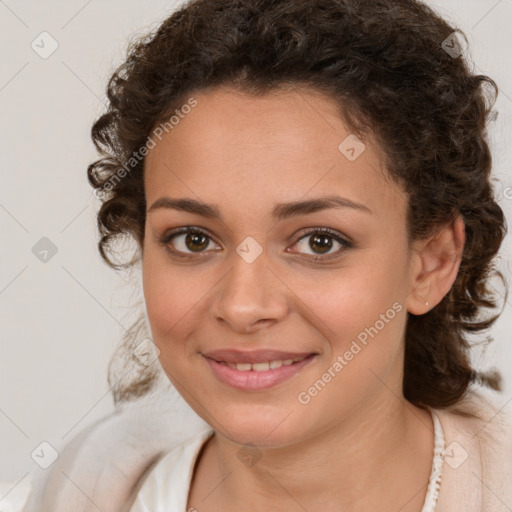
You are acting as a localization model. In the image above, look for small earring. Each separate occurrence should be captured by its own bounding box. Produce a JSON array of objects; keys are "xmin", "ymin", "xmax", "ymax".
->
[{"xmin": 426, "ymin": 299, "xmax": 430, "ymax": 307}]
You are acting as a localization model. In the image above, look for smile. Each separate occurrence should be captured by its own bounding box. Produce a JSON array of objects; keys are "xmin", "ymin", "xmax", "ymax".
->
[{"xmin": 202, "ymin": 353, "xmax": 317, "ymax": 391}]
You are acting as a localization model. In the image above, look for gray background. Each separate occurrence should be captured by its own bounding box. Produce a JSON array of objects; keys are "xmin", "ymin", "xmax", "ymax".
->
[{"xmin": 1, "ymin": 0, "xmax": 511, "ymax": 502}]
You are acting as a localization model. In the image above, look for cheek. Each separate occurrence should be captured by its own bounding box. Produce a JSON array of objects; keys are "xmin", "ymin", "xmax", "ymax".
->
[
  {"xmin": 293, "ymin": 268, "xmax": 407, "ymax": 415},
  {"xmin": 291, "ymin": 256, "xmax": 404, "ymax": 339},
  {"xmin": 291, "ymin": 255, "xmax": 408, "ymax": 396},
  {"xmin": 142, "ymin": 251, "xmax": 192, "ymax": 343},
  {"xmin": 141, "ymin": 249, "xmax": 218, "ymax": 362}
]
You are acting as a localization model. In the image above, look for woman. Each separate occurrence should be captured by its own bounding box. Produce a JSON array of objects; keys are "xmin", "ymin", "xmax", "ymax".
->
[{"xmin": 23, "ymin": 0, "xmax": 512, "ymax": 511}]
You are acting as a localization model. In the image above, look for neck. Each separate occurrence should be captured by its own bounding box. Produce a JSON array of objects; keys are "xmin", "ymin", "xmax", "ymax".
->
[{"xmin": 191, "ymin": 396, "xmax": 435, "ymax": 512}]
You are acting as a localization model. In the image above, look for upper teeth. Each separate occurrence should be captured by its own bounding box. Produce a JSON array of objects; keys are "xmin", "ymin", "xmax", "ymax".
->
[{"xmin": 225, "ymin": 357, "xmax": 307, "ymax": 372}]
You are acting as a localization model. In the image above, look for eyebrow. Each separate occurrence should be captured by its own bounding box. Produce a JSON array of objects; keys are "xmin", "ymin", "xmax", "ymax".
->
[{"xmin": 147, "ymin": 195, "xmax": 372, "ymax": 220}]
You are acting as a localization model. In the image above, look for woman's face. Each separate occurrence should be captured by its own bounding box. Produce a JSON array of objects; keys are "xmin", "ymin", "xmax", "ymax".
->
[{"xmin": 143, "ymin": 85, "xmax": 419, "ymax": 447}]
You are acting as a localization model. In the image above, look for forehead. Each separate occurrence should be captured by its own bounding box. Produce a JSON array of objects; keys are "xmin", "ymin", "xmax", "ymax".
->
[{"xmin": 144, "ymin": 86, "xmax": 406, "ymax": 222}]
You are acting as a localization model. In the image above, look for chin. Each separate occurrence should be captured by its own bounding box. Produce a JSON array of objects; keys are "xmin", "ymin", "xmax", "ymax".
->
[{"xmin": 206, "ymin": 401, "xmax": 309, "ymax": 448}]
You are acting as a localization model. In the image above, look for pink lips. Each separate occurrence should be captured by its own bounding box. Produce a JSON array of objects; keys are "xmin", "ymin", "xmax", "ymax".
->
[{"xmin": 202, "ymin": 349, "xmax": 317, "ymax": 391}]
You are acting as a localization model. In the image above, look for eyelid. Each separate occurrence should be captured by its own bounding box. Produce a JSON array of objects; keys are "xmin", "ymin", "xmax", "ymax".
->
[
  {"xmin": 161, "ymin": 226, "xmax": 216, "ymax": 241},
  {"xmin": 293, "ymin": 226, "xmax": 352, "ymax": 245}
]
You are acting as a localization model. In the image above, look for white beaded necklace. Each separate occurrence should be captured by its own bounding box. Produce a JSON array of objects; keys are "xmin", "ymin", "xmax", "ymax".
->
[{"xmin": 420, "ymin": 410, "xmax": 445, "ymax": 512}]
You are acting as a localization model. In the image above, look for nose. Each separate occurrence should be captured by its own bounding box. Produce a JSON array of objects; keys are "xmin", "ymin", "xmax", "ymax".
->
[{"xmin": 210, "ymin": 250, "xmax": 289, "ymax": 334}]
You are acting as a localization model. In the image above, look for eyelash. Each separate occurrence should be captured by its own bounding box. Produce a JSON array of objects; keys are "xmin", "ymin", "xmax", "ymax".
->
[{"xmin": 159, "ymin": 226, "xmax": 353, "ymax": 261}]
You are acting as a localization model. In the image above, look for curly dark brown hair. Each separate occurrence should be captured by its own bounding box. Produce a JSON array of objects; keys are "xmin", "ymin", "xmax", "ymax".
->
[{"xmin": 88, "ymin": 0, "xmax": 508, "ymax": 412}]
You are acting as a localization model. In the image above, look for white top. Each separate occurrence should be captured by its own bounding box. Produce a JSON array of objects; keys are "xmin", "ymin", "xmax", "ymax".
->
[
  {"xmin": 127, "ymin": 428, "xmax": 215, "ymax": 512},
  {"xmin": 128, "ymin": 409, "xmax": 446, "ymax": 512},
  {"xmin": 21, "ymin": 387, "xmax": 512, "ymax": 512}
]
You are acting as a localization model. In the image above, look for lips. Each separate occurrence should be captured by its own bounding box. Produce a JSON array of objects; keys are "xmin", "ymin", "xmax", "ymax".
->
[{"xmin": 203, "ymin": 351, "xmax": 318, "ymax": 391}]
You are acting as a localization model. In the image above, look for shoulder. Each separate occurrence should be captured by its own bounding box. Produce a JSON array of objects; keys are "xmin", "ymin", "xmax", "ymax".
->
[
  {"xmin": 22, "ymin": 383, "xmax": 210, "ymax": 512},
  {"xmin": 433, "ymin": 387, "xmax": 512, "ymax": 511},
  {"xmin": 435, "ymin": 387, "xmax": 512, "ymax": 460},
  {"xmin": 126, "ymin": 428, "xmax": 214, "ymax": 512}
]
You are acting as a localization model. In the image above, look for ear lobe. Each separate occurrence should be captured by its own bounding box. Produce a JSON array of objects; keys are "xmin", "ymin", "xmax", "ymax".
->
[{"xmin": 406, "ymin": 215, "xmax": 465, "ymax": 315}]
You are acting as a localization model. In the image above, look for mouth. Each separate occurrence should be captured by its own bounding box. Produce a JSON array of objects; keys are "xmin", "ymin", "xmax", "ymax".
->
[
  {"xmin": 216, "ymin": 355, "xmax": 309, "ymax": 372},
  {"xmin": 202, "ymin": 350, "xmax": 318, "ymax": 391}
]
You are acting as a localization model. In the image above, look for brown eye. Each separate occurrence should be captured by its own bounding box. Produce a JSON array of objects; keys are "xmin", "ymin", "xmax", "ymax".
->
[
  {"xmin": 291, "ymin": 228, "xmax": 352, "ymax": 259},
  {"xmin": 184, "ymin": 231, "xmax": 210, "ymax": 252},
  {"xmin": 161, "ymin": 228, "xmax": 219, "ymax": 256},
  {"xmin": 308, "ymin": 233, "xmax": 333, "ymax": 254}
]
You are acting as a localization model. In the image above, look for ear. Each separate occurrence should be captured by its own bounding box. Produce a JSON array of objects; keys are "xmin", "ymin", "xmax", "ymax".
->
[{"xmin": 405, "ymin": 215, "xmax": 466, "ymax": 315}]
